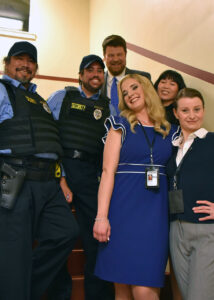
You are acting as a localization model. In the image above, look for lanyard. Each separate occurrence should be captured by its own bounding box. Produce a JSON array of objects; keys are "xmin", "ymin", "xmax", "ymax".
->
[
  {"xmin": 173, "ymin": 145, "xmax": 193, "ymax": 190},
  {"xmin": 140, "ymin": 123, "xmax": 156, "ymax": 165}
]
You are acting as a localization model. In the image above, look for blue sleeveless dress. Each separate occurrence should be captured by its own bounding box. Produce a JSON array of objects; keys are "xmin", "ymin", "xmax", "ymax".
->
[{"xmin": 95, "ymin": 116, "xmax": 176, "ymax": 287}]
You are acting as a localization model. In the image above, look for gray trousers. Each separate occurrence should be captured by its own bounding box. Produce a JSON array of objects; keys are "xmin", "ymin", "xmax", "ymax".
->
[{"xmin": 170, "ymin": 220, "xmax": 214, "ymax": 300}]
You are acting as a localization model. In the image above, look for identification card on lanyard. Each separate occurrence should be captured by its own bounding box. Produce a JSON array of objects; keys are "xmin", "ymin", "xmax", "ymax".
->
[
  {"xmin": 140, "ymin": 123, "xmax": 160, "ymax": 189},
  {"xmin": 145, "ymin": 166, "xmax": 159, "ymax": 188}
]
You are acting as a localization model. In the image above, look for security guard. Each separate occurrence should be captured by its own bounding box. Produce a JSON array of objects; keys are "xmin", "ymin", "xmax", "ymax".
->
[
  {"xmin": 48, "ymin": 54, "xmax": 114, "ymax": 300},
  {"xmin": 0, "ymin": 41, "xmax": 79, "ymax": 300}
]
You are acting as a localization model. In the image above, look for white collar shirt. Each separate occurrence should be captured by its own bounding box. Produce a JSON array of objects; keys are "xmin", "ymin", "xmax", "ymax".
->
[
  {"xmin": 172, "ymin": 128, "xmax": 208, "ymax": 166},
  {"xmin": 106, "ymin": 69, "xmax": 126, "ymax": 98}
]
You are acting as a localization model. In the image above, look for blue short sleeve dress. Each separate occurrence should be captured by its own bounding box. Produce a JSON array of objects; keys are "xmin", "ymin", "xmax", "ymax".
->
[{"xmin": 95, "ymin": 115, "xmax": 176, "ymax": 287}]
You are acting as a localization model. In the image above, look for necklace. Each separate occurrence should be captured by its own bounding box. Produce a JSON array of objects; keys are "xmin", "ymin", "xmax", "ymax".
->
[
  {"xmin": 140, "ymin": 119, "xmax": 150, "ymax": 125},
  {"xmin": 137, "ymin": 111, "xmax": 154, "ymax": 126},
  {"xmin": 138, "ymin": 119, "xmax": 153, "ymax": 126}
]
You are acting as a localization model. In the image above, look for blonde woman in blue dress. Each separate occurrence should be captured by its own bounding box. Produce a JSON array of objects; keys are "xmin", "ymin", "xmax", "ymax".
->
[{"xmin": 93, "ymin": 74, "xmax": 176, "ymax": 300}]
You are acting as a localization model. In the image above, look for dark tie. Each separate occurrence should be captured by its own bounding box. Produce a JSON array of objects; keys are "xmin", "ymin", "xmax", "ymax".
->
[{"xmin": 110, "ymin": 77, "xmax": 120, "ymax": 114}]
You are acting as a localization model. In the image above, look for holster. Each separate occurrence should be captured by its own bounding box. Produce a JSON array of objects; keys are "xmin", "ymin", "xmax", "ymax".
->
[{"xmin": 0, "ymin": 162, "xmax": 26, "ymax": 209}]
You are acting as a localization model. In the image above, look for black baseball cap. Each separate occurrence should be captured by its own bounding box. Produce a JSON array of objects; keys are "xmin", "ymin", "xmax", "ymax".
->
[
  {"xmin": 8, "ymin": 41, "xmax": 37, "ymax": 63},
  {"xmin": 79, "ymin": 54, "xmax": 105, "ymax": 72}
]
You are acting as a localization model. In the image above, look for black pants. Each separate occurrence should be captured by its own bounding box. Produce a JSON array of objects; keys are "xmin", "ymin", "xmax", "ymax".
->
[
  {"xmin": 50, "ymin": 158, "xmax": 114, "ymax": 300},
  {"xmin": 0, "ymin": 178, "xmax": 79, "ymax": 300}
]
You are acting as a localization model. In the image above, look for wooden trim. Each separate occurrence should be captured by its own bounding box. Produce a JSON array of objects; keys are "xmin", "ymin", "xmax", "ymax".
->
[
  {"xmin": 35, "ymin": 74, "xmax": 79, "ymax": 83},
  {"xmin": 127, "ymin": 42, "xmax": 214, "ymax": 85}
]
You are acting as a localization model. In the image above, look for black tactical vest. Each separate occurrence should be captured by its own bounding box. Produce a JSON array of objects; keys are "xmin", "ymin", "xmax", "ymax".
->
[
  {"xmin": 0, "ymin": 79, "xmax": 63, "ymax": 156},
  {"xmin": 58, "ymin": 87, "xmax": 110, "ymax": 155}
]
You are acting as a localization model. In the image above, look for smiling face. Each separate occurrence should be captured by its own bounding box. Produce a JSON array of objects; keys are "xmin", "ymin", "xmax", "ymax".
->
[
  {"xmin": 157, "ymin": 78, "xmax": 179, "ymax": 106},
  {"xmin": 79, "ymin": 61, "xmax": 104, "ymax": 97},
  {"xmin": 174, "ymin": 97, "xmax": 204, "ymax": 135},
  {"xmin": 121, "ymin": 78, "xmax": 146, "ymax": 112},
  {"xmin": 104, "ymin": 46, "xmax": 126, "ymax": 76},
  {"xmin": 5, "ymin": 54, "xmax": 37, "ymax": 87}
]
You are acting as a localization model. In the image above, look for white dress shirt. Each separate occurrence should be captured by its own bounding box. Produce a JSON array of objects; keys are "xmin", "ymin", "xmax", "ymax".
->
[
  {"xmin": 172, "ymin": 128, "xmax": 208, "ymax": 166},
  {"xmin": 106, "ymin": 69, "xmax": 126, "ymax": 98}
]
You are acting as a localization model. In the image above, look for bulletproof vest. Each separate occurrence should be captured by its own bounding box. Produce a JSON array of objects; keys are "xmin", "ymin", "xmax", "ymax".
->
[
  {"xmin": 0, "ymin": 79, "xmax": 63, "ymax": 156},
  {"xmin": 58, "ymin": 87, "xmax": 110, "ymax": 155}
]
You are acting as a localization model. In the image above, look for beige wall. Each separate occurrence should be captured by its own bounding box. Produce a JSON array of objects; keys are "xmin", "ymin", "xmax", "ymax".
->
[
  {"xmin": 0, "ymin": 0, "xmax": 90, "ymax": 98},
  {"xmin": 0, "ymin": 0, "xmax": 213, "ymax": 128},
  {"xmin": 31, "ymin": 0, "xmax": 90, "ymax": 98},
  {"xmin": 90, "ymin": 0, "xmax": 214, "ymax": 130}
]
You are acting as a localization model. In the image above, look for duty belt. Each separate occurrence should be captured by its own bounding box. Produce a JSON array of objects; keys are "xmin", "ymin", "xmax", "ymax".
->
[{"xmin": 0, "ymin": 156, "xmax": 57, "ymax": 181}]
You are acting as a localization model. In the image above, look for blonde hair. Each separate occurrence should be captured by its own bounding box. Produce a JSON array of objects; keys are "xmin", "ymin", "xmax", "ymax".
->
[{"xmin": 118, "ymin": 74, "xmax": 170, "ymax": 137}]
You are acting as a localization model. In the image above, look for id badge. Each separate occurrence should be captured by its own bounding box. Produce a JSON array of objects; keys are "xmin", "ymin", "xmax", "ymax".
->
[
  {"xmin": 168, "ymin": 189, "xmax": 184, "ymax": 214},
  {"xmin": 145, "ymin": 167, "xmax": 159, "ymax": 189}
]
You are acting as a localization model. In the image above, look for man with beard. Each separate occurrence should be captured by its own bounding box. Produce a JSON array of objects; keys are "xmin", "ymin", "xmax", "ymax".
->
[
  {"xmin": 0, "ymin": 41, "xmax": 79, "ymax": 300},
  {"xmin": 47, "ymin": 54, "xmax": 114, "ymax": 300},
  {"xmin": 101, "ymin": 34, "xmax": 151, "ymax": 114}
]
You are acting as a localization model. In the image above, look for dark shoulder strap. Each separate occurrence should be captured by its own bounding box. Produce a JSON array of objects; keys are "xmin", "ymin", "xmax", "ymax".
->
[
  {"xmin": 98, "ymin": 94, "xmax": 110, "ymax": 105},
  {"xmin": 65, "ymin": 86, "xmax": 79, "ymax": 93},
  {"xmin": 64, "ymin": 86, "xmax": 80, "ymax": 101},
  {"xmin": 59, "ymin": 86, "xmax": 80, "ymax": 119}
]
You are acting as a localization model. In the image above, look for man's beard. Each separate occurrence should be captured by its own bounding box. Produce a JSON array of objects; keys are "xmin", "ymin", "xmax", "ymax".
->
[
  {"xmin": 108, "ymin": 63, "xmax": 125, "ymax": 76},
  {"xmin": 15, "ymin": 67, "xmax": 33, "ymax": 84},
  {"xmin": 82, "ymin": 79, "xmax": 103, "ymax": 94}
]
